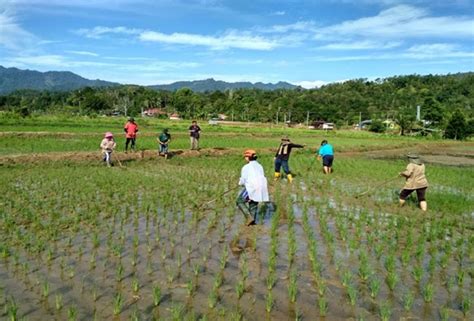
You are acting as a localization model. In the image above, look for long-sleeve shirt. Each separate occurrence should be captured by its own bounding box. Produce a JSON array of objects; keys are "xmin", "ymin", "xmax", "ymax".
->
[
  {"xmin": 239, "ymin": 161, "xmax": 269, "ymax": 202},
  {"xmin": 100, "ymin": 138, "xmax": 116, "ymax": 152},
  {"xmin": 318, "ymin": 144, "xmax": 334, "ymax": 157},
  {"xmin": 401, "ymin": 163, "xmax": 428, "ymax": 190},
  {"xmin": 275, "ymin": 142, "xmax": 304, "ymax": 160}
]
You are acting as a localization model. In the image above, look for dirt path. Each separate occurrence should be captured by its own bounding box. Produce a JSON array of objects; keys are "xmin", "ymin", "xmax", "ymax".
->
[{"xmin": 1, "ymin": 142, "xmax": 473, "ymax": 166}]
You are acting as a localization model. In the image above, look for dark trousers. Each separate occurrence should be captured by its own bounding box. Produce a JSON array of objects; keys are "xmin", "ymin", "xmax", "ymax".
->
[
  {"xmin": 125, "ymin": 138, "xmax": 136, "ymax": 151},
  {"xmin": 236, "ymin": 188, "xmax": 258, "ymax": 222}
]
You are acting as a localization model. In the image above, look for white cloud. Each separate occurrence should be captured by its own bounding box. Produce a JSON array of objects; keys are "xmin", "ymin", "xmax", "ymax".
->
[
  {"xmin": 297, "ymin": 80, "xmax": 328, "ymax": 89},
  {"xmin": 316, "ymin": 5, "xmax": 474, "ymax": 39},
  {"xmin": 319, "ymin": 40, "xmax": 401, "ymax": 50},
  {"xmin": 404, "ymin": 43, "xmax": 474, "ymax": 59},
  {"xmin": 271, "ymin": 11, "xmax": 286, "ymax": 16},
  {"xmin": 65, "ymin": 50, "xmax": 99, "ymax": 56},
  {"xmin": 139, "ymin": 30, "xmax": 279, "ymax": 50},
  {"xmin": 75, "ymin": 26, "xmax": 141, "ymax": 39},
  {"xmin": 260, "ymin": 21, "xmax": 317, "ymax": 33},
  {"xmin": 0, "ymin": 9, "xmax": 39, "ymax": 50}
]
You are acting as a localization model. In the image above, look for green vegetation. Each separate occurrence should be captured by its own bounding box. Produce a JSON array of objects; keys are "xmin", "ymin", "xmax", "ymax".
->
[
  {"xmin": 1, "ymin": 72, "xmax": 473, "ymax": 138},
  {"xmin": 0, "ymin": 117, "xmax": 472, "ymax": 320}
]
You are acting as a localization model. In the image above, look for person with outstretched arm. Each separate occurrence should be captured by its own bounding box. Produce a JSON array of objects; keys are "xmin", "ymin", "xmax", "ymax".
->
[{"xmin": 274, "ymin": 136, "xmax": 305, "ymax": 183}]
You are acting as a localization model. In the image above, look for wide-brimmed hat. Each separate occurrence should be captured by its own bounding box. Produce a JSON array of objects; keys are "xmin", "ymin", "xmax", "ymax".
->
[
  {"xmin": 281, "ymin": 136, "xmax": 290, "ymax": 142},
  {"xmin": 104, "ymin": 132, "xmax": 113, "ymax": 138},
  {"xmin": 243, "ymin": 149, "xmax": 257, "ymax": 158},
  {"xmin": 407, "ymin": 153, "xmax": 422, "ymax": 165}
]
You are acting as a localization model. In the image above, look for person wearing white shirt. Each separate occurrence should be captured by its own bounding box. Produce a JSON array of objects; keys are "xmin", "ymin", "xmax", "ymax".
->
[{"xmin": 237, "ymin": 149, "xmax": 269, "ymax": 226}]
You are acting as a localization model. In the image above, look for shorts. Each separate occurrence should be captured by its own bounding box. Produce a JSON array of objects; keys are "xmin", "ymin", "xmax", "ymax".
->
[
  {"xmin": 399, "ymin": 187, "xmax": 427, "ymax": 202},
  {"xmin": 322, "ymin": 155, "xmax": 334, "ymax": 167}
]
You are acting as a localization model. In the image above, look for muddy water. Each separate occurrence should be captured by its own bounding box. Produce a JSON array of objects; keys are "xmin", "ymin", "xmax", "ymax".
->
[{"xmin": 0, "ymin": 189, "xmax": 472, "ymax": 320}]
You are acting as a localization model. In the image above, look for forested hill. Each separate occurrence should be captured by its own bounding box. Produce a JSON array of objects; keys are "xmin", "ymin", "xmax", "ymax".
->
[
  {"xmin": 148, "ymin": 78, "xmax": 298, "ymax": 92},
  {"xmin": 0, "ymin": 66, "xmax": 297, "ymax": 94},
  {"xmin": 0, "ymin": 66, "xmax": 119, "ymax": 94}
]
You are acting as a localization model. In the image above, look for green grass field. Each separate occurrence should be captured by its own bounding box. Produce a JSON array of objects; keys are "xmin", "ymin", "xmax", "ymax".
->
[{"xmin": 0, "ymin": 116, "xmax": 473, "ymax": 320}]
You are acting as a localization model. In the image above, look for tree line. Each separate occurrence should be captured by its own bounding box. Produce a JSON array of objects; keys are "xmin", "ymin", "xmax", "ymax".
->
[{"xmin": 1, "ymin": 73, "xmax": 473, "ymax": 139}]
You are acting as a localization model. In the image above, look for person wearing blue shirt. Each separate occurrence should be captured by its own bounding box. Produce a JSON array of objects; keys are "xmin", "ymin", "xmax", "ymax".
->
[{"xmin": 317, "ymin": 140, "xmax": 334, "ymax": 174}]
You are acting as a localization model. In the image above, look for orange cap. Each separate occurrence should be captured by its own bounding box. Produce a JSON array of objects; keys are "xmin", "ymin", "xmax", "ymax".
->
[{"xmin": 243, "ymin": 149, "xmax": 256, "ymax": 158}]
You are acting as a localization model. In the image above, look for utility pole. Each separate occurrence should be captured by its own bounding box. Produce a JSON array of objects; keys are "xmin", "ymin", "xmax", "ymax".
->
[{"xmin": 306, "ymin": 111, "xmax": 310, "ymax": 127}]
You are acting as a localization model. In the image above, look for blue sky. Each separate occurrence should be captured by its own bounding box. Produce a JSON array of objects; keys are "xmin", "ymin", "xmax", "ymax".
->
[{"xmin": 1, "ymin": 0, "xmax": 473, "ymax": 88}]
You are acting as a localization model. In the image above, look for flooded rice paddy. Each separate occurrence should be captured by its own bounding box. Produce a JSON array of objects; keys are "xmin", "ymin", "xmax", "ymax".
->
[{"xmin": 0, "ymin": 152, "xmax": 472, "ymax": 321}]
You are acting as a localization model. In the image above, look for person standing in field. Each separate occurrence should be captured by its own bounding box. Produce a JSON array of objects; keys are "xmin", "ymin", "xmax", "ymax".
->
[
  {"xmin": 274, "ymin": 136, "xmax": 305, "ymax": 183},
  {"xmin": 100, "ymin": 132, "xmax": 116, "ymax": 167},
  {"xmin": 237, "ymin": 149, "xmax": 269, "ymax": 226},
  {"xmin": 317, "ymin": 140, "xmax": 334, "ymax": 174},
  {"xmin": 189, "ymin": 120, "xmax": 201, "ymax": 150},
  {"xmin": 124, "ymin": 117, "xmax": 138, "ymax": 152},
  {"xmin": 157, "ymin": 128, "xmax": 171, "ymax": 159},
  {"xmin": 399, "ymin": 154, "xmax": 429, "ymax": 211}
]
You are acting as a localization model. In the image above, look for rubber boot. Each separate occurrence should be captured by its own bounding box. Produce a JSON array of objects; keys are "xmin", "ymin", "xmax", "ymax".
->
[
  {"xmin": 420, "ymin": 201, "xmax": 427, "ymax": 211},
  {"xmin": 287, "ymin": 174, "xmax": 293, "ymax": 183},
  {"xmin": 274, "ymin": 172, "xmax": 281, "ymax": 181}
]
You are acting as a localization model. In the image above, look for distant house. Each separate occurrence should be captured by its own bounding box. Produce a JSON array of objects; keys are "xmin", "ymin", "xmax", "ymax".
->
[
  {"xmin": 355, "ymin": 120, "xmax": 372, "ymax": 130},
  {"xmin": 382, "ymin": 119, "xmax": 396, "ymax": 129},
  {"xmin": 322, "ymin": 122, "xmax": 334, "ymax": 130},
  {"xmin": 169, "ymin": 113, "xmax": 181, "ymax": 120},
  {"xmin": 309, "ymin": 120, "xmax": 334, "ymax": 130},
  {"xmin": 142, "ymin": 108, "xmax": 167, "ymax": 117}
]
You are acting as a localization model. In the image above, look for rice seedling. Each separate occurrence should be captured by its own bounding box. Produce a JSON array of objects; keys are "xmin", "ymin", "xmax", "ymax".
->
[
  {"xmin": 460, "ymin": 296, "xmax": 471, "ymax": 316},
  {"xmin": 67, "ymin": 306, "xmax": 77, "ymax": 321},
  {"xmin": 235, "ymin": 279, "xmax": 245, "ymax": 299},
  {"xmin": 412, "ymin": 265, "xmax": 423, "ymax": 283},
  {"xmin": 55, "ymin": 294, "xmax": 63, "ymax": 311},
  {"xmin": 318, "ymin": 297, "xmax": 328, "ymax": 317},
  {"xmin": 341, "ymin": 270, "xmax": 352, "ymax": 288},
  {"xmin": 266, "ymin": 271, "xmax": 276, "ymax": 290},
  {"xmin": 386, "ymin": 271, "xmax": 399, "ymax": 291},
  {"xmin": 186, "ymin": 278, "xmax": 196, "ymax": 297},
  {"xmin": 369, "ymin": 277, "xmax": 381, "ymax": 299},
  {"xmin": 439, "ymin": 305, "xmax": 450, "ymax": 321},
  {"xmin": 208, "ymin": 286, "xmax": 218, "ymax": 308},
  {"xmin": 265, "ymin": 291, "xmax": 274, "ymax": 313},
  {"xmin": 422, "ymin": 282, "xmax": 434, "ymax": 303},
  {"xmin": 113, "ymin": 292, "xmax": 123, "ymax": 315},
  {"xmin": 347, "ymin": 285, "xmax": 357, "ymax": 306},
  {"xmin": 403, "ymin": 291, "xmax": 414, "ymax": 312},
  {"xmin": 288, "ymin": 269, "xmax": 298, "ymax": 303},
  {"xmin": 132, "ymin": 277, "xmax": 140, "ymax": 293},
  {"xmin": 6, "ymin": 297, "xmax": 18, "ymax": 321},
  {"xmin": 42, "ymin": 280, "xmax": 50, "ymax": 299},
  {"xmin": 379, "ymin": 301, "xmax": 392, "ymax": 321},
  {"xmin": 152, "ymin": 285, "xmax": 162, "ymax": 306}
]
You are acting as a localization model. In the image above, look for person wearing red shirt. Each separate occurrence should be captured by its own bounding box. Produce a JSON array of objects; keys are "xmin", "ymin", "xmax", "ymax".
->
[{"xmin": 124, "ymin": 117, "xmax": 138, "ymax": 152}]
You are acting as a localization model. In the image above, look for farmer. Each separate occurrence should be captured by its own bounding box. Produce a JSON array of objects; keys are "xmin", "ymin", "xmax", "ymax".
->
[
  {"xmin": 237, "ymin": 149, "xmax": 269, "ymax": 226},
  {"xmin": 100, "ymin": 132, "xmax": 116, "ymax": 167},
  {"xmin": 189, "ymin": 120, "xmax": 201, "ymax": 150},
  {"xmin": 124, "ymin": 117, "xmax": 138, "ymax": 152},
  {"xmin": 399, "ymin": 154, "xmax": 429, "ymax": 211},
  {"xmin": 317, "ymin": 140, "xmax": 334, "ymax": 174},
  {"xmin": 157, "ymin": 128, "xmax": 171, "ymax": 158},
  {"xmin": 274, "ymin": 136, "xmax": 305, "ymax": 183}
]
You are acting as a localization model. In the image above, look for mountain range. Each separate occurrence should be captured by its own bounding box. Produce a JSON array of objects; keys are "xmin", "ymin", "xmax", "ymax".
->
[{"xmin": 0, "ymin": 66, "xmax": 297, "ymax": 94}]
